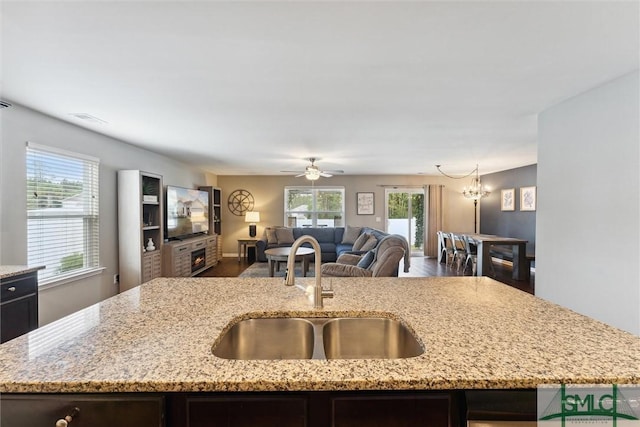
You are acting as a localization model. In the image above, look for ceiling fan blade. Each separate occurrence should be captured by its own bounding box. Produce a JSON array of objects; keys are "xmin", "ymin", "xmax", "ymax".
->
[
  {"xmin": 295, "ymin": 173, "xmax": 306, "ymax": 178},
  {"xmin": 280, "ymin": 170, "xmax": 305, "ymax": 173},
  {"xmin": 319, "ymin": 172, "xmax": 333, "ymax": 177},
  {"xmin": 323, "ymin": 169, "xmax": 344, "ymax": 174}
]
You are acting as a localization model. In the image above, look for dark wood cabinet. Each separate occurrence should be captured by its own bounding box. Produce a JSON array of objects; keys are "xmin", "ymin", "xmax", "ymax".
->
[
  {"xmin": 1, "ymin": 390, "xmax": 462, "ymax": 427},
  {"xmin": 331, "ymin": 393, "xmax": 455, "ymax": 427},
  {"xmin": 167, "ymin": 391, "xmax": 460, "ymax": 427},
  {"xmin": 0, "ymin": 394, "xmax": 164, "ymax": 427},
  {"xmin": 177, "ymin": 395, "xmax": 308, "ymax": 427},
  {"xmin": 0, "ymin": 271, "xmax": 38, "ymax": 343}
]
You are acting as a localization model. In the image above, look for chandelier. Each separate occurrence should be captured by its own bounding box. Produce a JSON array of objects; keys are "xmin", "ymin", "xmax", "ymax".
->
[{"xmin": 462, "ymin": 167, "xmax": 490, "ymax": 200}]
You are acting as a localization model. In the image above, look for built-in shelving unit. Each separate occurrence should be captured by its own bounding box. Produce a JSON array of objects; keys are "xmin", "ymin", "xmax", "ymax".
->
[
  {"xmin": 117, "ymin": 170, "xmax": 164, "ymax": 292},
  {"xmin": 199, "ymin": 186, "xmax": 222, "ymax": 261}
]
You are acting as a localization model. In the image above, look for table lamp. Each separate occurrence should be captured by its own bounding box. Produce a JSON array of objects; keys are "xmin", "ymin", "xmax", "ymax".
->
[{"xmin": 245, "ymin": 211, "xmax": 260, "ymax": 237}]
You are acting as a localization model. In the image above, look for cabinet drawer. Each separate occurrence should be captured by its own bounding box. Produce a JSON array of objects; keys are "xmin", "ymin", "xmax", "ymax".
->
[
  {"xmin": 1, "ymin": 273, "xmax": 37, "ymax": 303},
  {"xmin": 1, "ymin": 394, "xmax": 164, "ymax": 427},
  {"xmin": 192, "ymin": 240, "xmax": 207, "ymax": 249},
  {"xmin": 173, "ymin": 245, "xmax": 191, "ymax": 254}
]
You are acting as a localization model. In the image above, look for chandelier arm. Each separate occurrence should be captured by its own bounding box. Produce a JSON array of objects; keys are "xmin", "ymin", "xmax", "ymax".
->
[{"xmin": 435, "ymin": 165, "xmax": 478, "ymax": 180}]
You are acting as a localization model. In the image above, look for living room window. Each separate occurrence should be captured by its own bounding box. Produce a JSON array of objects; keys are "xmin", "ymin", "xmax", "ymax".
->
[
  {"xmin": 284, "ymin": 186, "xmax": 344, "ymax": 227},
  {"xmin": 26, "ymin": 142, "xmax": 101, "ymax": 285}
]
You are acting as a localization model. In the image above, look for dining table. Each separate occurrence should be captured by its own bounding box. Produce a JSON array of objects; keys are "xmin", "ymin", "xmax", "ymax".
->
[{"xmin": 439, "ymin": 233, "xmax": 529, "ymax": 281}]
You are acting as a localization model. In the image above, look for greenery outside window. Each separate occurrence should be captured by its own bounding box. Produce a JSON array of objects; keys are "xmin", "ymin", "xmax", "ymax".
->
[
  {"xmin": 284, "ymin": 186, "xmax": 345, "ymax": 227},
  {"xmin": 26, "ymin": 142, "xmax": 101, "ymax": 285}
]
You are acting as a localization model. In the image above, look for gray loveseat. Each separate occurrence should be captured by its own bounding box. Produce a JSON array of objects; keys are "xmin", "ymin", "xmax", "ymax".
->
[{"xmin": 255, "ymin": 226, "xmax": 410, "ymax": 272}]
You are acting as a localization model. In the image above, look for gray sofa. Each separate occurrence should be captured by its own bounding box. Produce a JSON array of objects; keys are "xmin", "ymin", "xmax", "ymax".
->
[
  {"xmin": 255, "ymin": 226, "xmax": 410, "ymax": 272},
  {"xmin": 321, "ymin": 234, "xmax": 408, "ymax": 277}
]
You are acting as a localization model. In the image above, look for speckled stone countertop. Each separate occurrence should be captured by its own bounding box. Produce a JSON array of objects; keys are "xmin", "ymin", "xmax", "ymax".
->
[
  {"xmin": 0, "ymin": 265, "xmax": 45, "ymax": 280},
  {"xmin": 0, "ymin": 276, "xmax": 638, "ymax": 393}
]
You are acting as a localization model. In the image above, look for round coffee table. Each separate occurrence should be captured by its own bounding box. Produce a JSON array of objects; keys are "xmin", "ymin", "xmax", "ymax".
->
[{"xmin": 264, "ymin": 247, "xmax": 315, "ymax": 277}]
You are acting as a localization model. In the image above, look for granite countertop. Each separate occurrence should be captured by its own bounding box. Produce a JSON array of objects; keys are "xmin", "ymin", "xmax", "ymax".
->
[
  {"xmin": 0, "ymin": 265, "xmax": 45, "ymax": 280},
  {"xmin": 0, "ymin": 276, "xmax": 638, "ymax": 393}
]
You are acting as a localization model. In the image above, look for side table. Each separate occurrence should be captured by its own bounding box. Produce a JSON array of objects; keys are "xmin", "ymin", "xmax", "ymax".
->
[{"xmin": 237, "ymin": 239, "xmax": 258, "ymax": 262}]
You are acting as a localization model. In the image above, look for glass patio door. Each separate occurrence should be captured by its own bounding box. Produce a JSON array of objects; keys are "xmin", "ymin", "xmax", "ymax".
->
[{"xmin": 385, "ymin": 188, "xmax": 425, "ymax": 256}]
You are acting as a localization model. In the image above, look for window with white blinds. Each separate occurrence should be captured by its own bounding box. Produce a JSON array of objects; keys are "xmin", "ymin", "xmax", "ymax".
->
[{"xmin": 26, "ymin": 142, "xmax": 100, "ymax": 284}]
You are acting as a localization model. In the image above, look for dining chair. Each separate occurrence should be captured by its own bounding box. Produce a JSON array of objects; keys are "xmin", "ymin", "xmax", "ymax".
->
[
  {"xmin": 450, "ymin": 233, "xmax": 468, "ymax": 272},
  {"xmin": 462, "ymin": 235, "xmax": 478, "ymax": 275},
  {"xmin": 462, "ymin": 235, "xmax": 495, "ymax": 276},
  {"xmin": 438, "ymin": 231, "xmax": 455, "ymax": 267}
]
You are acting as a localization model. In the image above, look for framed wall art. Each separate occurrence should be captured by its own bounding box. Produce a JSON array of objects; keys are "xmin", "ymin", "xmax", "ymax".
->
[
  {"xmin": 520, "ymin": 186, "xmax": 536, "ymax": 211},
  {"xmin": 357, "ymin": 192, "xmax": 375, "ymax": 215},
  {"xmin": 501, "ymin": 188, "xmax": 515, "ymax": 211}
]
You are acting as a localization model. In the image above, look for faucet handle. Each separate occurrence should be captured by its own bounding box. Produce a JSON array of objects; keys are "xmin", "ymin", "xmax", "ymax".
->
[
  {"xmin": 322, "ymin": 288, "xmax": 334, "ymax": 299},
  {"xmin": 284, "ymin": 268, "xmax": 294, "ymax": 286},
  {"xmin": 322, "ymin": 278, "xmax": 334, "ymax": 299}
]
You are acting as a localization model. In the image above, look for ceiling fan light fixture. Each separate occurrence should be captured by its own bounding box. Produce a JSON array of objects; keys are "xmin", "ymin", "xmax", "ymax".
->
[
  {"xmin": 305, "ymin": 167, "xmax": 321, "ymax": 180},
  {"xmin": 281, "ymin": 157, "xmax": 343, "ymax": 180}
]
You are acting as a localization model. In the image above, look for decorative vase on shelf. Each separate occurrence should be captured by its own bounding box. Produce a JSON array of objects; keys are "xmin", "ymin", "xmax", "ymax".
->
[{"xmin": 146, "ymin": 238, "xmax": 155, "ymax": 252}]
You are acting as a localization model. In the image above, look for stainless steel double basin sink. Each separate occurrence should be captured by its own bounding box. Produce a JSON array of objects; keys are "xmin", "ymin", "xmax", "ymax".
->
[{"xmin": 212, "ymin": 316, "xmax": 424, "ymax": 360}]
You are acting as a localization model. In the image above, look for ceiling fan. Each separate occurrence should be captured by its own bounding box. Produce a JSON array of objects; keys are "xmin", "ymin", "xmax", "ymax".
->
[{"xmin": 281, "ymin": 158, "xmax": 344, "ymax": 181}]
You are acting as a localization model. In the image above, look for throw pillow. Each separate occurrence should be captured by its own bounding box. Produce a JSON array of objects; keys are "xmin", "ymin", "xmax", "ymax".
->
[
  {"xmin": 265, "ymin": 228, "xmax": 278, "ymax": 245},
  {"xmin": 276, "ymin": 227, "xmax": 295, "ymax": 244},
  {"xmin": 359, "ymin": 234, "xmax": 378, "ymax": 252},
  {"xmin": 341, "ymin": 225, "xmax": 362, "ymax": 244},
  {"xmin": 357, "ymin": 249, "xmax": 376, "ymax": 269},
  {"xmin": 351, "ymin": 232, "xmax": 370, "ymax": 251}
]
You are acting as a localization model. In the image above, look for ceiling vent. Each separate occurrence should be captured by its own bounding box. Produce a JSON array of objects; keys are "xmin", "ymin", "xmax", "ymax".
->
[
  {"xmin": 69, "ymin": 113, "xmax": 107, "ymax": 125},
  {"xmin": 0, "ymin": 100, "xmax": 12, "ymax": 109}
]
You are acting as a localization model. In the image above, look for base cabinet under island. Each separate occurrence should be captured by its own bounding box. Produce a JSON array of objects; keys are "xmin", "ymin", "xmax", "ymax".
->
[
  {"xmin": 0, "ymin": 389, "xmax": 539, "ymax": 426},
  {"xmin": 0, "ymin": 394, "xmax": 165, "ymax": 427},
  {"xmin": 1, "ymin": 390, "xmax": 478, "ymax": 427},
  {"xmin": 167, "ymin": 391, "xmax": 461, "ymax": 427}
]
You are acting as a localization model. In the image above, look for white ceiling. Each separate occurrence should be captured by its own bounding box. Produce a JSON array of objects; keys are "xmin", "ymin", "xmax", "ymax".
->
[{"xmin": 1, "ymin": 1, "xmax": 638, "ymax": 176}]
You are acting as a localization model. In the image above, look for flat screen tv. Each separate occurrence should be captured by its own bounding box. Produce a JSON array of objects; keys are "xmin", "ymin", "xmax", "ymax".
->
[{"xmin": 165, "ymin": 185, "xmax": 209, "ymax": 240}]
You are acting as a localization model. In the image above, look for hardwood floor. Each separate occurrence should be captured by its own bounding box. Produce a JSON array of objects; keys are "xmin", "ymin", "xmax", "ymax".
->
[{"xmin": 197, "ymin": 256, "xmax": 535, "ymax": 295}]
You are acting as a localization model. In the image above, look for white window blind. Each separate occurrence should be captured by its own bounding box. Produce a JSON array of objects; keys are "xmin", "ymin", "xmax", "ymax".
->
[{"xmin": 26, "ymin": 143, "xmax": 100, "ymax": 284}]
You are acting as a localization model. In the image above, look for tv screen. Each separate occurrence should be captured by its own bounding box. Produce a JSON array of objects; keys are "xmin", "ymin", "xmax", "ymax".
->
[{"xmin": 165, "ymin": 186, "xmax": 209, "ymax": 240}]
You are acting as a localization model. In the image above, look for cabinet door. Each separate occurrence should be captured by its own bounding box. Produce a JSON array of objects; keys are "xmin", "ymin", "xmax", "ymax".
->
[
  {"xmin": 142, "ymin": 254, "xmax": 153, "ymax": 283},
  {"xmin": 150, "ymin": 251, "xmax": 162, "ymax": 279},
  {"xmin": 181, "ymin": 395, "xmax": 307, "ymax": 427},
  {"xmin": 0, "ymin": 394, "xmax": 164, "ymax": 427},
  {"xmin": 206, "ymin": 236, "xmax": 217, "ymax": 267},
  {"xmin": 1, "ymin": 295, "xmax": 37, "ymax": 343},
  {"xmin": 331, "ymin": 393, "xmax": 453, "ymax": 427}
]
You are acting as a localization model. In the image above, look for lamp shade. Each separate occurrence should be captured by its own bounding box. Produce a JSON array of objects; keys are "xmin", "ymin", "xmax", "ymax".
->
[{"xmin": 245, "ymin": 211, "xmax": 260, "ymax": 223}]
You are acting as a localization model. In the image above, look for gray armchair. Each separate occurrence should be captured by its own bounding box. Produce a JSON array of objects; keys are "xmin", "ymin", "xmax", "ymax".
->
[{"xmin": 321, "ymin": 234, "xmax": 408, "ymax": 277}]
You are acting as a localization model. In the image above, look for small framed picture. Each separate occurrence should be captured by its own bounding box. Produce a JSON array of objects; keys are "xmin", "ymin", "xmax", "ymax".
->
[
  {"xmin": 501, "ymin": 188, "xmax": 515, "ymax": 211},
  {"xmin": 520, "ymin": 186, "xmax": 536, "ymax": 211},
  {"xmin": 357, "ymin": 192, "xmax": 375, "ymax": 215}
]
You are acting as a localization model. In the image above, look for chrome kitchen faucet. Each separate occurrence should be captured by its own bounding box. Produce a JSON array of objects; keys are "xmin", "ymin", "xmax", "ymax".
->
[{"xmin": 284, "ymin": 235, "xmax": 334, "ymax": 309}]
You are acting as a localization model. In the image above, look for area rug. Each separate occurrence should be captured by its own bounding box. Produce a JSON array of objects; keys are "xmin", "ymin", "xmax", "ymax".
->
[{"xmin": 238, "ymin": 262, "xmax": 316, "ymax": 278}]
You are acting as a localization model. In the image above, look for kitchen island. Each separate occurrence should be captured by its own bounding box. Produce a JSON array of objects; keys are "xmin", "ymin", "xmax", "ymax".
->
[{"xmin": 0, "ymin": 276, "xmax": 638, "ymax": 425}]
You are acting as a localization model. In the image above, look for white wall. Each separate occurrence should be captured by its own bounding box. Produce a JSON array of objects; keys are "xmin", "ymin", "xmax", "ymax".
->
[
  {"xmin": 537, "ymin": 71, "xmax": 639, "ymax": 335},
  {"xmin": 0, "ymin": 104, "xmax": 213, "ymax": 325}
]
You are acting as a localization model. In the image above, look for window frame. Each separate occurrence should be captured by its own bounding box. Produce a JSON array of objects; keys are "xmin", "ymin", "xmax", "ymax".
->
[
  {"xmin": 284, "ymin": 186, "xmax": 345, "ymax": 228},
  {"xmin": 26, "ymin": 142, "xmax": 103, "ymax": 287}
]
